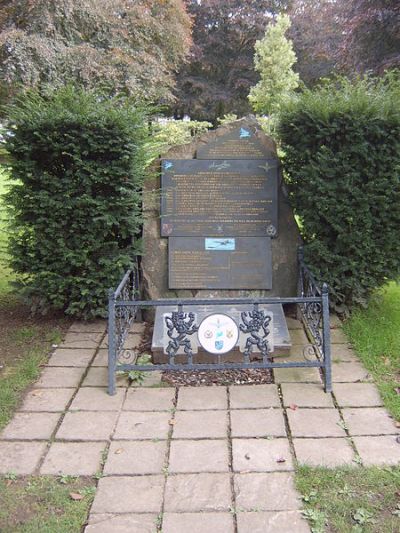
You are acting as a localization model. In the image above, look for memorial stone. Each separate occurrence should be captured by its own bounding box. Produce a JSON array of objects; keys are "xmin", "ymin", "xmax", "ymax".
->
[{"xmin": 142, "ymin": 116, "xmax": 301, "ymax": 301}]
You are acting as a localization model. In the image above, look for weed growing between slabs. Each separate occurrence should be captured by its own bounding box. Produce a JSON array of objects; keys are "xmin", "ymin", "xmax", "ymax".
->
[
  {"xmin": 343, "ymin": 282, "xmax": 400, "ymax": 421},
  {"xmin": 0, "ymin": 476, "xmax": 96, "ymax": 532},
  {"xmin": 296, "ymin": 465, "xmax": 400, "ymax": 532}
]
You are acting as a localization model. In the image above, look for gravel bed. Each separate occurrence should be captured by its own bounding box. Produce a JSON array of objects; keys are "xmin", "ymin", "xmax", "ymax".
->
[{"xmin": 162, "ymin": 368, "xmax": 273, "ymax": 387}]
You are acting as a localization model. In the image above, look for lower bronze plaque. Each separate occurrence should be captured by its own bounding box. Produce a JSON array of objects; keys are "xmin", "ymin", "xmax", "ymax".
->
[{"xmin": 169, "ymin": 237, "xmax": 272, "ymax": 289}]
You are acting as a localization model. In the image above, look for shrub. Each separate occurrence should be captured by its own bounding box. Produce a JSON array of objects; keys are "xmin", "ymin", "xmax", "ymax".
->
[
  {"xmin": 151, "ymin": 117, "xmax": 212, "ymax": 154},
  {"xmin": 4, "ymin": 87, "xmax": 149, "ymax": 318},
  {"xmin": 278, "ymin": 75, "xmax": 400, "ymax": 312}
]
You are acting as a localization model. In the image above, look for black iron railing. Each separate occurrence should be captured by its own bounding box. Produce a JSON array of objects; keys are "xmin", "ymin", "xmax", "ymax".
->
[{"xmin": 108, "ymin": 247, "xmax": 332, "ymax": 395}]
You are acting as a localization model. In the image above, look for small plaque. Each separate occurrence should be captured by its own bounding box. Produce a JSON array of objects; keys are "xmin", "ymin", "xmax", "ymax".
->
[
  {"xmin": 198, "ymin": 313, "xmax": 239, "ymax": 354},
  {"xmin": 196, "ymin": 126, "xmax": 275, "ymax": 160},
  {"xmin": 169, "ymin": 236, "xmax": 272, "ymax": 290},
  {"xmin": 161, "ymin": 159, "xmax": 278, "ymax": 237}
]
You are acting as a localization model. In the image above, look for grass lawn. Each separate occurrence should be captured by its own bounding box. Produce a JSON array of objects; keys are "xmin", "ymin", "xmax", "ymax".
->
[
  {"xmin": 0, "ymin": 476, "xmax": 96, "ymax": 532},
  {"xmin": 0, "ymin": 168, "xmax": 91, "ymax": 531},
  {"xmin": 343, "ymin": 282, "xmax": 400, "ymax": 421},
  {"xmin": 296, "ymin": 466, "xmax": 400, "ymax": 532}
]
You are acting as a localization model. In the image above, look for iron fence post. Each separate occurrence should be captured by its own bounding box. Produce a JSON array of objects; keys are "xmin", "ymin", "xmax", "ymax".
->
[
  {"xmin": 108, "ymin": 288, "xmax": 117, "ymax": 396},
  {"xmin": 321, "ymin": 283, "xmax": 332, "ymax": 392}
]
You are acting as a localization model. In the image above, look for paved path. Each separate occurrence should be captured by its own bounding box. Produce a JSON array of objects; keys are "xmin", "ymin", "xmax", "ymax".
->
[{"xmin": 0, "ymin": 318, "xmax": 399, "ymax": 532}]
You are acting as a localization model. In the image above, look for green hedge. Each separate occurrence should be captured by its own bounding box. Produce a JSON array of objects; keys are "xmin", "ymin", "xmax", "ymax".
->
[
  {"xmin": 4, "ymin": 87, "xmax": 149, "ymax": 318},
  {"xmin": 278, "ymin": 76, "xmax": 400, "ymax": 312}
]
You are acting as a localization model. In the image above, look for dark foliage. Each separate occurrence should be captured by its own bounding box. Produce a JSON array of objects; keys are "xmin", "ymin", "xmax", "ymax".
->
[
  {"xmin": 4, "ymin": 87, "xmax": 149, "ymax": 318},
  {"xmin": 278, "ymin": 76, "xmax": 400, "ymax": 311},
  {"xmin": 174, "ymin": 0, "xmax": 290, "ymax": 122}
]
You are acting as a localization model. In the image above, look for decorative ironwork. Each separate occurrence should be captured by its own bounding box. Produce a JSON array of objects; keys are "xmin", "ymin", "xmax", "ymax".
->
[
  {"xmin": 165, "ymin": 309, "xmax": 198, "ymax": 364},
  {"xmin": 117, "ymin": 349, "xmax": 138, "ymax": 365},
  {"xmin": 108, "ymin": 247, "xmax": 332, "ymax": 396},
  {"xmin": 298, "ymin": 248, "xmax": 323, "ymax": 351},
  {"xmin": 239, "ymin": 306, "xmax": 272, "ymax": 363}
]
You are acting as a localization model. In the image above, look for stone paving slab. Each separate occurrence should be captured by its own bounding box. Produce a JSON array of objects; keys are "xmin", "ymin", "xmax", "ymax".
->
[
  {"xmin": 60, "ymin": 332, "xmax": 103, "ymax": 349},
  {"xmin": 0, "ymin": 441, "xmax": 47, "ymax": 474},
  {"xmin": 48, "ymin": 348, "xmax": 95, "ymax": 367},
  {"xmin": 85, "ymin": 514, "xmax": 157, "ymax": 533},
  {"xmin": 0, "ymin": 412, "xmax": 60, "ymax": 440},
  {"xmin": 289, "ymin": 329, "xmax": 309, "ymax": 344},
  {"xmin": 281, "ymin": 383, "xmax": 334, "ymax": 408},
  {"xmin": 177, "ymin": 386, "xmax": 228, "ymax": 410},
  {"xmin": 56, "ymin": 411, "xmax": 118, "ymax": 441},
  {"xmin": 114, "ymin": 411, "xmax": 171, "ymax": 440},
  {"xmin": 91, "ymin": 349, "xmax": 108, "ymax": 367},
  {"xmin": 82, "ymin": 367, "xmax": 129, "ymax": 387},
  {"xmin": 69, "ymin": 320, "xmax": 107, "ymax": 333},
  {"xmin": 293, "ymin": 438, "xmax": 355, "ymax": 467},
  {"xmin": 35, "ymin": 367, "xmax": 85, "ymax": 388},
  {"xmin": 169, "ymin": 439, "xmax": 229, "ymax": 473},
  {"xmin": 40, "ymin": 441, "xmax": 106, "ymax": 475},
  {"xmin": 172, "ymin": 410, "xmax": 228, "ymax": 439},
  {"xmin": 332, "ymin": 361, "xmax": 371, "ymax": 383},
  {"xmin": 230, "ymin": 409, "xmax": 286, "ymax": 438},
  {"xmin": 162, "ymin": 512, "xmax": 235, "ymax": 532},
  {"xmin": 18, "ymin": 388, "xmax": 75, "ymax": 412},
  {"xmin": 287, "ymin": 408, "xmax": 346, "ymax": 438},
  {"xmin": 333, "ymin": 383, "xmax": 383, "ymax": 407},
  {"xmin": 123, "ymin": 387, "xmax": 175, "ymax": 411},
  {"xmin": 281, "ymin": 344, "xmax": 318, "ymax": 362},
  {"xmin": 69, "ymin": 387, "xmax": 125, "ymax": 411},
  {"xmin": 100, "ymin": 333, "xmax": 142, "ymax": 350},
  {"xmin": 104, "ymin": 440, "xmax": 168, "ymax": 475},
  {"xmin": 274, "ymin": 366, "xmax": 321, "ymax": 384},
  {"xmin": 229, "ymin": 384, "xmax": 280, "ymax": 408},
  {"xmin": 330, "ymin": 329, "xmax": 348, "ymax": 344},
  {"xmin": 234, "ymin": 472, "xmax": 300, "ymax": 511},
  {"xmin": 331, "ymin": 344, "xmax": 358, "ymax": 362},
  {"xmin": 232, "ymin": 438, "xmax": 293, "ymax": 472},
  {"xmin": 342, "ymin": 408, "xmax": 399, "ymax": 436},
  {"xmin": 236, "ymin": 511, "xmax": 311, "ymax": 533},
  {"xmin": 286, "ymin": 317, "xmax": 303, "ymax": 329},
  {"xmin": 353, "ymin": 435, "xmax": 400, "ymax": 466},
  {"xmin": 164, "ymin": 473, "xmax": 232, "ymax": 511},
  {"xmin": 91, "ymin": 476, "xmax": 164, "ymax": 513}
]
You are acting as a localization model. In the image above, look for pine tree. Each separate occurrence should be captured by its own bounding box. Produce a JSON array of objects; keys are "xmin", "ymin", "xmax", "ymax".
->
[{"xmin": 249, "ymin": 14, "xmax": 299, "ymax": 115}]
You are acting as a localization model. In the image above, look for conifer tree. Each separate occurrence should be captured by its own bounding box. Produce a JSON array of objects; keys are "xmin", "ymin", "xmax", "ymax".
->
[{"xmin": 249, "ymin": 14, "xmax": 299, "ymax": 115}]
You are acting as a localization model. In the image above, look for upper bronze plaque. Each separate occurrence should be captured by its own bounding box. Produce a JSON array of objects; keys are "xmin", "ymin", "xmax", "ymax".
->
[
  {"xmin": 196, "ymin": 125, "xmax": 275, "ymax": 160},
  {"xmin": 161, "ymin": 159, "xmax": 278, "ymax": 237}
]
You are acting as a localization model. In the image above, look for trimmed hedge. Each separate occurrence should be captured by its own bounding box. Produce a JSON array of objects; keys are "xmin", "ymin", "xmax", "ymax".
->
[
  {"xmin": 278, "ymin": 76, "xmax": 400, "ymax": 312},
  {"xmin": 4, "ymin": 87, "xmax": 149, "ymax": 318}
]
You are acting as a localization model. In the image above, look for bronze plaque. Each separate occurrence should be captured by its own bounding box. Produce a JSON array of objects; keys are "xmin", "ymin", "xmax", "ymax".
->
[
  {"xmin": 161, "ymin": 159, "xmax": 278, "ymax": 237},
  {"xmin": 169, "ymin": 237, "xmax": 272, "ymax": 289},
  {"xmin": 196, "ymin": 125, "xmax": 274, "ymax": 159}
]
